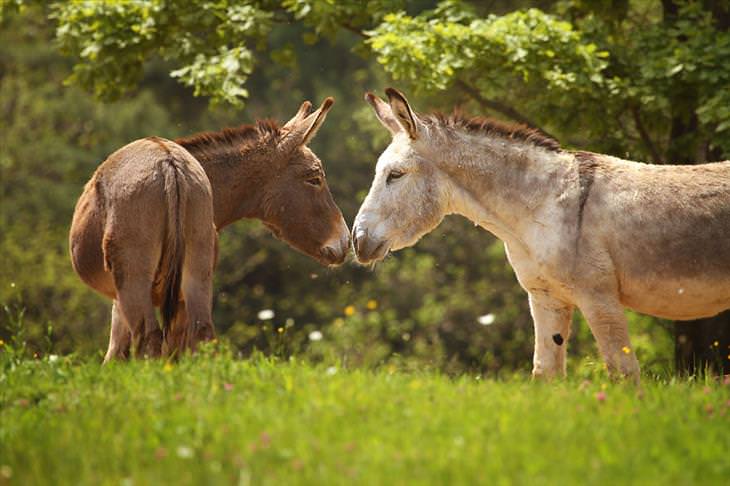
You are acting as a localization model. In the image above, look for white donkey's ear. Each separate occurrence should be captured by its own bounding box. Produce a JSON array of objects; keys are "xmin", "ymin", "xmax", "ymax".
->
[
  {"xmin": 385, "ymin": 87, "xmax": 420, "ymax": 140},
  {"xmin": 280, "ymin": 97, "xmax": 334, "ymax": 150},
  {"xmin": 365, "ymin": 92, "xmax": 401, "ymax": 135}
]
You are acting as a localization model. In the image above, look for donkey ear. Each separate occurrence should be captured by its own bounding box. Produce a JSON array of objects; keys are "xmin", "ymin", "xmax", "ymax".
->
[
  {"xmin": 280, "ymin": 97, "xmax": 334, "ymax": 150},
  {"xmin": 282, "ymin": 100, "xmax": 313, "ymax": 130},
  {"xmin": 300, "ymin": 97, "xmax": 334, "ymax": 145},
  {"xmin": 385, "ymin": 87, "xmax": 419, "ymax": 139},
  {"xmin": 365, "ymin": 92, "xmax": 401, "ymax": 136}
]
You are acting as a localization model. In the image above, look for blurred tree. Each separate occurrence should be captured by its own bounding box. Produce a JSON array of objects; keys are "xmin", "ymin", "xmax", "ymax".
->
[{"xmin": 5, "ymin": 1, "xmax": 728, "ymax": 157}]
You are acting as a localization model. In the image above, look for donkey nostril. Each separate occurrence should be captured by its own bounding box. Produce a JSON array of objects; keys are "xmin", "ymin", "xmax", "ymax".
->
[
  {"xmin": 353, "ymin": 228, "xmax": 368, "ymax": 255},
  {"xmin": 322, "ymin": 246, "xmax": 336, "ymax": 262},
  {"xmin": 321, "ymin": 245, "xmax": 346, "ymax": 265}
]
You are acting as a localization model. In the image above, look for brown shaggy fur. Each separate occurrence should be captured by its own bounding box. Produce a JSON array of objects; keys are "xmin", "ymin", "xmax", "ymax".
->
[{"xmin": 175, "ymin": 120, "xmax": 281, "ymax": 157}]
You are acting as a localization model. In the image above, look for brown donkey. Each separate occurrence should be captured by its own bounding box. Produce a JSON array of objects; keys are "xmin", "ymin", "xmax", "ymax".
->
[{"xmin": 70, "ymin": 98, "xmax": 349, "ymax": 362}]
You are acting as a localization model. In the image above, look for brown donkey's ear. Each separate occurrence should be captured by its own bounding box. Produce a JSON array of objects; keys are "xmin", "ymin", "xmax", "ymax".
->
[
  {"xmin": 282, "ymin": 100, "xmax": 313, "ymax": 130},
  {"xmin": 384, "ymin": 87, "xmax": 419, "ymax": 139},
  {"xmin": 365, "ymin": 92, "xmax": 401, "ymax": 136},
  {"xmin": 280, "ymin": 97, "xmax": 334, "ymax": 151}
]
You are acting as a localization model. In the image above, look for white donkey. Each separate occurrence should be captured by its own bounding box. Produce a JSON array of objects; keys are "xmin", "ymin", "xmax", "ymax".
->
[{"xmin": 353, "ymin": 87, "xmax": 730, "ymax": 380}]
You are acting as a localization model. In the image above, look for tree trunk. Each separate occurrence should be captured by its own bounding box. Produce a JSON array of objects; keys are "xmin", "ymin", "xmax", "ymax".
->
[{"xmin": 675, "ymin": 318, "xmax": 730, "ymax": 375}]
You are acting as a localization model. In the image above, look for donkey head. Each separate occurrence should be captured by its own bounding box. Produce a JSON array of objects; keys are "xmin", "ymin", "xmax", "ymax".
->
[
  {"xmin": 353, "ymin": 88, "xmax": 450, "ymax": 264},
  {"xmin": 261, "ymin": 98, "xmax": 350, "ymax": 266}
]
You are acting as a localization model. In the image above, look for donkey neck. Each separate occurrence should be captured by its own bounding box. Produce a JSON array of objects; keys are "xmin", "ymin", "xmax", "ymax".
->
[
  {"xmin": 180, "ymin": 142, "xmax": 271, "ymax": 229},
  {"xmin": 438, "ymin": 132, "xmax": 574, "ymax": 245}
]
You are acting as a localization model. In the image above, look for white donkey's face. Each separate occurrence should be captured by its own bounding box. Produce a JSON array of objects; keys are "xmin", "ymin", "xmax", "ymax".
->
[{"xmin": 353, "ymin": 89, "xmax": 450, "ymax": 264}]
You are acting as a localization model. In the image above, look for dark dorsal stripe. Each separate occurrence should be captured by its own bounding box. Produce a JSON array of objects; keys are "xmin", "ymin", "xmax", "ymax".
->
[
  {"xmin": 425, "ymin": 112, "xmax": 561, "ymax": 152},
  {"xmin": 146, "ymin": 136, "xmax": 172, "ymax": 156},
  {"xmin": 574, "ymin": 151, "xmax": 600, "ymax": 234}
]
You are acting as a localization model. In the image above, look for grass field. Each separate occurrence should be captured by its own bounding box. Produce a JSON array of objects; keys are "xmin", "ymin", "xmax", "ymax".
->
[{"xmin": 1, "ymin": 348, "xmax": 729, "ymax": 485}]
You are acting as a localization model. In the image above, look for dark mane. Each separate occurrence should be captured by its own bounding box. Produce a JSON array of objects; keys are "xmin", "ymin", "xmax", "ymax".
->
[
  {"xmin": 175, "ymin": 119, "xmax": 280, "ymax": 154},
  {"xmin": 424, "ymin": 112, "xmax": 561, "ymax": 152}
]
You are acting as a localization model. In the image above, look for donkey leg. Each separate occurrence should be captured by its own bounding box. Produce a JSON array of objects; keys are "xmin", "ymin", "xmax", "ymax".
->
[
  {"xmin": 529, "ymin": 293, "xmax": 574, "ymax": 379},
  {"xmin": 181, "ymin": 273, "xmax": 215, "ymax": 352},
  {"xmin": 103, "ymin": 301, "xmax": 131, "ymax": 363},
  {"xmin": 180, "ymin": 227, "xmax": 216, "ymax": 352},
  {"xmin": 578, "ymin": 297, "xmax": 640, "ymax": 382},
  {"xmin": 114, "ymin": 282, "xmax": 163, "ymax": 359},
  {"xmin": 162, "ymin": 302, "xmax": 188, "ymax": 358}
]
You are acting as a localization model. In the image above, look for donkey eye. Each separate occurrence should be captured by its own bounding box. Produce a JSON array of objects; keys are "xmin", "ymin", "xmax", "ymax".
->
[
  {"xmin": 306, "ymin": 176, "xmax": 322, "ymax": 187},
  {"xmin": 386, "ymin": 170, "xmax": 405, "ymax": 184}
]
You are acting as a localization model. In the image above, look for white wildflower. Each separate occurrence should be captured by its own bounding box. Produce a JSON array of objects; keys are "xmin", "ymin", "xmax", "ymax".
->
[
  {"xmin": 308, "ymin": 330, "xmax": 323, "ymax": 342},
  {"xmin": 176, "ymin": 446, "xmax": 194, "ymax": 459},
  {"xmin": 257, "ymin": 309, "xmax": 275, "ymax": 320},
  {"xmin": 477, "ymin": 313, "xmax": 496, "ymax": 326}
]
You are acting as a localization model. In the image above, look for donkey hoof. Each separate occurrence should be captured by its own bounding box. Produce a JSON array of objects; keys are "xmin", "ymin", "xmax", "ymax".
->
[
  {"xmin": 186, "ymin": 324, "xmax": 216, "ymax": 352},
  {"xmin": 141, "ymin": 329, "xmax": 164, "ymax": 358}
]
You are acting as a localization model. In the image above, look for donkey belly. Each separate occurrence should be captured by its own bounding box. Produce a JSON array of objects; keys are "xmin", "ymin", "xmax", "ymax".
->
[
  {"xmin": 608, "ymin": 207, "xmax": 730, "ymax": 320},
  {"xmin": 69, "ymin": 187, "xmax": 116, "ymax": 300},
  {"xmin": 619, "ymin": 276, "xmax": 730, "ymax": 320}
]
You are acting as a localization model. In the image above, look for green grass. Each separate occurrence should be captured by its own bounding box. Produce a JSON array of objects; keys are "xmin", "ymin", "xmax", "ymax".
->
[{"xmin": 1, "ymin": 349, "xmax": 728, "ymax": 485}]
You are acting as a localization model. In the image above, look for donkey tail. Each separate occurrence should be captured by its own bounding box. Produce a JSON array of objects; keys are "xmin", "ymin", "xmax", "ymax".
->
[{"xmin": 159, "ymin": 157, "xmax": 186, "ymax": 335}]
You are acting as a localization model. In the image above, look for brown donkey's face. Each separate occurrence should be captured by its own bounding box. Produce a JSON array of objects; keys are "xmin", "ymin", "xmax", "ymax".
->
[{"xmin": 260, "ymin": 98, "xmax": 350, "ymax": 266}]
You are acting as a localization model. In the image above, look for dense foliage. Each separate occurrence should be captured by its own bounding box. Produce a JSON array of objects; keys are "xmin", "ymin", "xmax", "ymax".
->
[{"xmin": 2, "ymin": 0, "xmax": 729, "ymax": 373}]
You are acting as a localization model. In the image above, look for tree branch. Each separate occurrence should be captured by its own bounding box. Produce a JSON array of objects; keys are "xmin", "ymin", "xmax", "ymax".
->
[
  {"xmin": 455, "ymin": 79, "xmax": 557, "ymax": 141},
  {"xmin": 340, "ymin": 21, "xmax": 369, "ymax": 39},
  {"xmin": 630, "ymin": 105, "xmax": 664, "ymax": 164}
]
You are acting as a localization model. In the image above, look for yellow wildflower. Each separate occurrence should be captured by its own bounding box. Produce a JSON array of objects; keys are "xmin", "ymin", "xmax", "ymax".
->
[
  {"xmin": 277, "ymin": 327, "xmax": 284, "ymax": 334},
  {"xmin": 0, "ymin": 339, "xmax": 4, "ymax": 346},
  {"xmin": 344, "ymin": 305, "xmax": 356, "ymax": 317},
  {"xmin": 713, "ymin": 341, "xmax": 719, "ymax": 347},
  {"xmin": 622, "ymin": 346, "xmax": 631, "ymax": 354},
  {"xmin": 366, "ymin": 299, "xmax": 378, "ymax": 310},
  {"xmin": 163, "ymin": 362, "xmax": 173, "ymax": 373}
]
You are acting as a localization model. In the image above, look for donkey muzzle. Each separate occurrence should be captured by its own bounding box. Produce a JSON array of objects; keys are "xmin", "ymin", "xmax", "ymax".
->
[
  {"xmin": 352, "ymin": 226, "xmax": 389, "ymax": 264},
  {"xmin": 320, "ymin": 228, "xmax": 350, "ymax": 266}
]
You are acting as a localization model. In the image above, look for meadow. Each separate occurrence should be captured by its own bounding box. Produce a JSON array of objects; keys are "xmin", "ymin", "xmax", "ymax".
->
[{"xmin": 1, "ymin": 346, "xmax": 728, "ymax": 485}]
